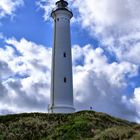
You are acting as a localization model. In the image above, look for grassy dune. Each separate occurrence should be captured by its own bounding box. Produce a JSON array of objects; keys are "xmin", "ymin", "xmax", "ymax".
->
[{"xmin": 0, "ymin": 111, "xmax": 140, "ymax": 140}]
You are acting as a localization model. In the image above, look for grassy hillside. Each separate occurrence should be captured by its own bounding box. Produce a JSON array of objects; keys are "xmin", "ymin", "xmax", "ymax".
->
[{"xmin": 0, "ymin": 111, "xmax": 140, "ymax": 140}]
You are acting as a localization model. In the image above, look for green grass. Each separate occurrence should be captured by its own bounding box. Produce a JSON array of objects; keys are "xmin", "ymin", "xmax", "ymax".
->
[
  {"xmin": 93, "ymin": 126, "xmax": 136, "ymax": 140},
  {"xmin": 0, "ymin": 111, "xmax": 139, "ymax": 140}
]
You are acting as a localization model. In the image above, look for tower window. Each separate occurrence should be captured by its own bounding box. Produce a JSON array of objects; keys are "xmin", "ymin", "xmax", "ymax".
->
[
  {"xmin": 63, "ymin": 52, "xmax": 66, "ymax": 57},
  {"xmin": 57, "ymin": 18, "xmax": 59, "ymax": 21},
  {"xmin": 64, "ymin": 77, "xmax": 67, "ymax": 83}
]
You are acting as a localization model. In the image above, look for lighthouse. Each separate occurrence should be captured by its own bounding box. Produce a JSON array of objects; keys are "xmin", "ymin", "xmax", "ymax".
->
[{"xmin": 48, "ymin": 0, "xmax": 75, "ymax": 113}]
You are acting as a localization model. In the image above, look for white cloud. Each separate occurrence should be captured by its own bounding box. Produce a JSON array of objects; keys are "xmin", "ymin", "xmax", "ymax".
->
[
  {"xmin": 72, "ymin": 0, "xmax": 140, "ymax": 65},
  {"xmin": 72, "ymin": 45, "xmax": 139, "ymax": 121},
  {"xmin": 130, "ymin": 88, "xmax": 140, "ymax": 122},
  {"xmin": 72, "ymin": 0, "xmax": 140, "ymax": 38},
  {"xmin": 0, "ymin": 38, "xmax": 51, "ymax": 113},
  {"xmin": 0, "ymin": 37, "xmax": 140, "ymax": 122},
  {"xmin": 36, "ymin": 0, "xmax": 140, "ymax": 122},
  {"xmin": 116, "ymin": 42, "xmax": 140, "ymax": 64},
  {"xmin": 0, "ymin": 0, "xmax": 24, "ymax": 19},
  {"xmin": 38, "ymin": 0, "xmax": 140, "ymax": 65},
  {"xmin": 0, "ymin": 0, "xmax": 139, "ymax": 122},
  {"xmin": 36, "ymin": 0, "xmax": 74, "ymax": 21},
  {"xmin": 72, "ymin": 45, "xmax": 138, "ymax": 88},
  {"xmin": 36, "ymin": 0, "xmax": 56, "ymax": 21}
]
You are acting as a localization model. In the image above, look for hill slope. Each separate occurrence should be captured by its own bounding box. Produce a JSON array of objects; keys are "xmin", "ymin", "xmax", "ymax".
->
[{"xmin": 0, "ymin": 111, "xmax": 140, "ymax": 140}]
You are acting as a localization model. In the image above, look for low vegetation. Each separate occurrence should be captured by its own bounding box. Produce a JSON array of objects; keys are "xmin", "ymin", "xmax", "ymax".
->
[{"xmin": 0, "ymin": 111, "xmax": 139, "ymax": 140}]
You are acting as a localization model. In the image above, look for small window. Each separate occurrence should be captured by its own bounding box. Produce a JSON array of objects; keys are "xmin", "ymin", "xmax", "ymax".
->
[
  {"xmin": 57, "ymin": 18, "xmax": 59, "ymax": 21},
  {"xmin": 64, "ymin": 77, "xmax": 67, "ymax": 83},
  {"xmin": 63, "ymin": 52, "xmax": 66, "ymax": 57}
]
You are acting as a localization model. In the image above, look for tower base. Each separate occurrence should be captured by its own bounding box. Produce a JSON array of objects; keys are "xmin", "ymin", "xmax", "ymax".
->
[{"xmin": 48, "ymin": 104, "xmax": 75, "ymax": 113}]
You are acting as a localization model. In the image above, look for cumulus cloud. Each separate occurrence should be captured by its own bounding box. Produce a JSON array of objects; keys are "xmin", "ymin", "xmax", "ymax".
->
[
  {"xmin": 0, "ymin": 0, "xmax": 24, "ymax": 19},
  {"xmin": 36, "ymin": 0, "xmax": 140, "ymax": 122},
  {"xmin": 72, "ymin": 0, "xmax": 140, "ymax": 64},
  {"xmin": 36, "ymin": 0, "xmax": 75, "ymax": 21},
  {"xmin": 130, "ymin": 88, "xmax": 140, "ymax": 122},
  {"xmin": 72, "ymin": 45, "xmax": 138, "ymax": 87},
  {"xmin": 0, "ymin": 38, "xmax": 52, "ymax": 113},
  {"xmin": 38, "ymin": 0, "xmax": 140, "ymax": 65},
  {"xmin": 36, "ymin": 0, "xmax": 56, "ymax": 21},
  {"xmin": 0, "ymin": 36, "xmax": 140, "ymax": 122},
  {"xmin": 72, "ymin": 45, "xmax": 139, "ymax": 121},
  {"xmin": 1, "ymin": 0, "xmax": 140, "ymax": 121},
  {"xmin": 0, "ymin": 0, "xmax": 139, "ymax": 123}
]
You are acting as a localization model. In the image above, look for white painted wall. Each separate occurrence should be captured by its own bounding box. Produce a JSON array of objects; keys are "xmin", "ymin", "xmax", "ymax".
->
[{"xmin": 48, "ymin": 9, "xmax": 75, "ymax": 113}]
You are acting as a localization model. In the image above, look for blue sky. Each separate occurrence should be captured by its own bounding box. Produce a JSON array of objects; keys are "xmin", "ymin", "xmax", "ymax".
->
[
  {"xmin": 0, "ymin": 0, "xmax": 140, "ymax": 123},
  {"xmin": 0, "ymin": 0, "xmax": 52, "ymax": 46},
  {"xmin": 0, "ymin": 0, "xmax": 98, "ymax": 47}
]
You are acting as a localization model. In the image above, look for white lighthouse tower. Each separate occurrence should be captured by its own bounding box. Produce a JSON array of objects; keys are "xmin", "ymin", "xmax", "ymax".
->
[{"xmin": 48, "ymin": 0, "xmax": 75, "ymax": 113}]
